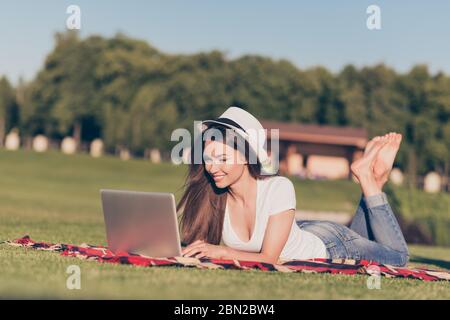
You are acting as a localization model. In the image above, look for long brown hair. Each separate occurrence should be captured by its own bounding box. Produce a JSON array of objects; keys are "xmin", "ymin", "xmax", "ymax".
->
[{"xmin": 176, "ymin": 123, "xmax": 277, "ymax": 245}]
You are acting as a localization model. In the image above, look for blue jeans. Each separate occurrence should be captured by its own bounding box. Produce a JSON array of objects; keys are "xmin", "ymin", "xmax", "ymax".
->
[{"xmin": 296, "ymin": 192, "xmax": 410, "ymax": 267}]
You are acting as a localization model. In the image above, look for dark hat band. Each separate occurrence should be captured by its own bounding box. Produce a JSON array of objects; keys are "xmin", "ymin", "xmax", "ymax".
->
[{"xmin": 211, "ymin": 117, "xmax": 247, "ymax": 133}]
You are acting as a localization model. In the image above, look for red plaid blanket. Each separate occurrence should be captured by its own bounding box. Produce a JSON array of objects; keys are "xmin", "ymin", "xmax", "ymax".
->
[{"xmin": 4, "ymin": 236, "xmax": 450, "ymax": 282}]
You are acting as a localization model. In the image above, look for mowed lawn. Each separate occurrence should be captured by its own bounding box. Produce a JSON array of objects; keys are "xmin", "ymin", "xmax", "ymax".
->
[{"xmin": 0, "ymin": 149, "xmax": 449, "ymax": 299}]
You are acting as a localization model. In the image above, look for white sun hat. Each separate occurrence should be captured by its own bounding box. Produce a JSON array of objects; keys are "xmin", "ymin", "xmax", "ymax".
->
[{"xmin": 202, "ymin": 106, "xmax": 273, "ymax": 172}]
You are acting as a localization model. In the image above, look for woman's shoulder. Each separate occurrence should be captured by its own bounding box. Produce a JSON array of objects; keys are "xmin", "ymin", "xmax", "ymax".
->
[
  {"xmin": 259, "ymin": 175, "xmax": 297, "ymax": 213},
  {"xmin": 260, "ymin": 175, "xmax": 295, "ymax": 191}
]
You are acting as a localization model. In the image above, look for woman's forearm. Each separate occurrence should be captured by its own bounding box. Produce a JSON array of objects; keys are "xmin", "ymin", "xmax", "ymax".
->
[{"xmin": 222, "ymin": 247, "xmax": 278, "ymax": 264}]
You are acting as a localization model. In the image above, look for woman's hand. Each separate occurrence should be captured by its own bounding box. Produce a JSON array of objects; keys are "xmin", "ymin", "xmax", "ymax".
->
[{"xmin": 181, "ymin": 240, "xmax": 228, "ymax": 259}]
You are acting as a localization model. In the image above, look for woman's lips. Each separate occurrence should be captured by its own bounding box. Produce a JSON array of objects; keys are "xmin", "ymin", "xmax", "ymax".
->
[{"xmin": 213, "ymin": 174, "xmax": 226, "ymax": 182}]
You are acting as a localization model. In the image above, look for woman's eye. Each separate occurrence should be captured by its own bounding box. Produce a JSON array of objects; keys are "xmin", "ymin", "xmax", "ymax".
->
[
  {"xmin": 219, "ymin": 157, "xmax": 228, "ymax": 163},
  {"xmin": 203, "ymin": 156, "xmax": 228, "ymax": 164},
  {"xmin": 204, "ymin": 157, "xmax": 213, "ymax": 164}
]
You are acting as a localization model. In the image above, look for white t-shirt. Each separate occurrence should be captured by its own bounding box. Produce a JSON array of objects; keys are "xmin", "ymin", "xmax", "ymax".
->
[{"xmin": 222, "ymin": 176, "xmax": 328, "ymax": 261}]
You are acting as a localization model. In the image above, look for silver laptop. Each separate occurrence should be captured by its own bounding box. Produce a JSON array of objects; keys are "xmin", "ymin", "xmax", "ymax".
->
[{"xmin": 100, "ymin": 189, "xmax": 182, "ymax": 257}]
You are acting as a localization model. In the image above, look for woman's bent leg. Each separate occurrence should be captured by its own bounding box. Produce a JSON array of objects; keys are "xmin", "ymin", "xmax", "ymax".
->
[
  {"xmin": 349, "ymin": 193, "xmax": 373, "ymax": 240},
  {"xmin": 349, "ymin": 233, "xmax": 409, "ymax": 266},
  {"xmin": 354, "ymin": 192, "xmax": 409, "ymax": 257},
  {"xmin": 300, "ymin": 221, "xmax": 409, "ymax": 267}
]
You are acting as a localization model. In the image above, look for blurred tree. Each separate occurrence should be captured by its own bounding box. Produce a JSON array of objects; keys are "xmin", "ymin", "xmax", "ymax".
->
[
  {"xmin": 25, "ymin": 31, "xmax": 104, "ymax": 146},
  {"xmin": 0, "ymin": 76, "xmax": 17, "ymax": 146},
  {"xmin": 18, "ymin": 31, "xmax": 449, "ymax": 177}
]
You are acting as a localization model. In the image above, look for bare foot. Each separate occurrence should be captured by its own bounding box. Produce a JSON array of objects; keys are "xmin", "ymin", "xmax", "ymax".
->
[
  {"xmin": 355, "ymin": 133, "xmax": 402, "ymax": 189},
  {"xmin": 352, "ymin": 135, "xmax": 385, "ymax": 184},
  {"xmin": 350, "ymin": 139, "xmax": 388, "ymax": 197},
  {"xmin": 351, "ymin": 139, "xmax": 388, "ymax": 181},
  {"xmin": 372, "ymin": 132, "xmax": 402, "ymax": 189},
  {"xmin": 363, "ymin": 135, "xmax": 383, "ymax": 157}
]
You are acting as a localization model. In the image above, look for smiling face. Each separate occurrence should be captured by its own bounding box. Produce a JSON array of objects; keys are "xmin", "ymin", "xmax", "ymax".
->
[{"xmin": 203, "ymin": 139, "xmax": 248, "ymax": 189}]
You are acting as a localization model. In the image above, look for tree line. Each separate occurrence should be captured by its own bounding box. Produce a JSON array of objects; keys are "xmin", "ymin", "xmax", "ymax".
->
[{"xmin": 0, "ymin": 30, "xmax": 449, "ymax": 180}]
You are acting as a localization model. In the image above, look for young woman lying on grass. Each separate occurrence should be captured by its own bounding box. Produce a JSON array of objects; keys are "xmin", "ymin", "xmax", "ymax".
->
[{"xmin": 177, "ymin": 107, "xmax": 409, "ymax": 267}]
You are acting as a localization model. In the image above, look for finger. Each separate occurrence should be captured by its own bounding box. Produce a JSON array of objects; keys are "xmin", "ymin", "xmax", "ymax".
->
[
  {"xmin": 188, "ymin": 243, "xmax": 207, "ymax": 252},
  {"xmin": 181, "ymin": 245, "xmax": 192, "ymax": 254},
  {"xmin": 182, "ymin": 247, "xmax": 203, "ymax": 257},
  {"xmin": 183, "ymin": 241, "xmax": 204, "ymax": 252},
  {"xmin": 195, "ymin": 251, "xmax": 207, "ymax": 259},
  {"xmin": 182, "ymin": 248, "xmax": 197, "ymax": 257},
  {"xmin": 182, "ymin": 246, "xmax": 198, "ymax": 256},
  {"xmin": 186, "ymin": 240, "xmax": 204, "ymax": 248}
]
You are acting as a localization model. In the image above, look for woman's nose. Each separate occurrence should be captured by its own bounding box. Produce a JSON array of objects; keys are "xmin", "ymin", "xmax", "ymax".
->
[
  {"xmin": 208, "ymin": 162, "xmax": 222, "ymax": 174},
  {"xmin": 209, "ymin": 164, "xmax": 219, "ymax": 173}
]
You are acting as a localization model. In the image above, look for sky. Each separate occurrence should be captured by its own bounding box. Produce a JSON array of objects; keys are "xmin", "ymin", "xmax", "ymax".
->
[{"xmin": 1, "ymin": 0, "xmax": 450, "ymax": 84}]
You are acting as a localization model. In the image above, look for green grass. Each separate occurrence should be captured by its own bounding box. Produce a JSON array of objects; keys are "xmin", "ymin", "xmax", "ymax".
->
[
  {"xmin": 0, "ymin": 149, "xmax": 449, "ymax": 299},
  {"xmin": 394, "ymin": 187, "xmax": 450, "ymax": 246}
]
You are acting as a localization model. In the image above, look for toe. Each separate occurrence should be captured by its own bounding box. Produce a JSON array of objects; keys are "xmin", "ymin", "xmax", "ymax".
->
[
  {"xmin": 388, "ymin": 133, "xmax": 394, "ymax": 141},
  {"xmin": 373, "ymin": 139, "xmax": 388, "ymax": 151}
]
